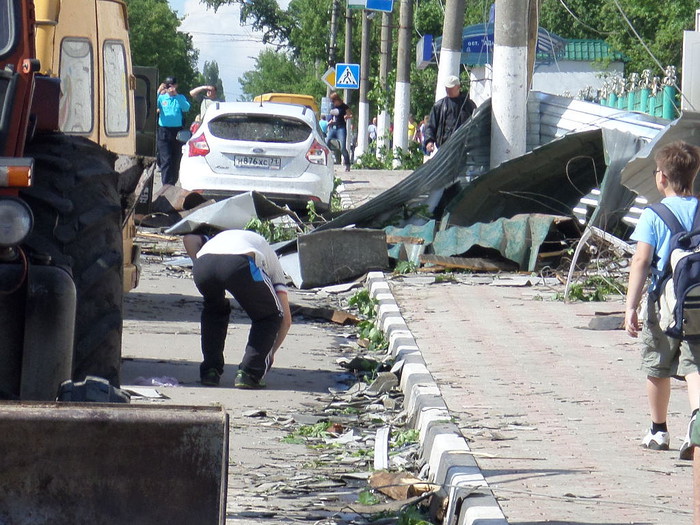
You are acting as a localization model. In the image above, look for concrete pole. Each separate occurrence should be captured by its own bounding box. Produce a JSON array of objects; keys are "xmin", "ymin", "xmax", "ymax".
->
[
  {"xmin": 356, "ymin": 10, "xmax": 371, "ymax": 158},
  {"xmin": 490, "ymin": 0, "xmax": 528, "ymax": 168},
  {"xmin": 392, "ymin": 0, "xmax": 412, "ymax": 165},
  {"xmin": 344, "ymin": 7, "xmax": 353, "ymax": 104},
  {"xmin": 328, "ymin": 0, "xmax": 340, "ymax": 97},
  {"xmin": 377, "ymin": 12, "xmax": 392, "ymax": 156},
  {"xmin": 435, "ymin": 0, "xmax": 466, "ymax": 101}
]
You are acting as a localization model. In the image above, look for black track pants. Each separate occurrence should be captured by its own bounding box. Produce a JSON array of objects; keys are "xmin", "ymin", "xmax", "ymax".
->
[
  {"xmin": 193, "ymin": 254, "xmax": 283, "ymax": 380},
  {"xmin": 157, "ymin": 126, "xmax": 183, "ymax": 185}
]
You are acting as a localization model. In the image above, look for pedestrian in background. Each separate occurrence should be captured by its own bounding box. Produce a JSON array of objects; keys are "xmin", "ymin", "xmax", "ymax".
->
[
  {"xmin": 156, "ymin": 76, "xmax": 190, "ymax": 185},
  {"xmin": 419, "ymin": 115, "xmax": 429, "ymax": 154},
  {"xmin": 325, "ymin": 92, "xmax": 353, "ymax": 171},
  {"xmin": 423, "ymin": 75, "xmax": 476, "ymax": 155},
  {"xmin": 319, "ymin": 115, "xmax": 329, "ymax": 136},
  {"xmin": 189, "ymin": 84, "xmax": 219, "ymax": 122},
  {"xmin": 368, "ymin": 117, "xmax": 378, "ymax": 143},
  {"xmin": 624, "ymin": 141, "xmax": 700, "ymax": 460},
  {"xmin": 407, "ymin": 114, "xmax": 419, "ymax": 143},
  {"xmin": 189, "ymin": 229, "xmax": 292, "ymax": 389}
]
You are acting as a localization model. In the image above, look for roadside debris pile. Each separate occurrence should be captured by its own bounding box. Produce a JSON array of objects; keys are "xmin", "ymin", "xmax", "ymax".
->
[
  {"xmin": 223, "ymin": 288, "xmax": 445, "ymax": 524},
  {"xmin": 130, "ymin": 95, "xmax": 698, "ymax": 291}
]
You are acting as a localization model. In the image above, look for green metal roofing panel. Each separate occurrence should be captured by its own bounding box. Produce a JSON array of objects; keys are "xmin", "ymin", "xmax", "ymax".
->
[{"xmin": 561, "ymin": 39, "xmax": 626, "ymax": 62}]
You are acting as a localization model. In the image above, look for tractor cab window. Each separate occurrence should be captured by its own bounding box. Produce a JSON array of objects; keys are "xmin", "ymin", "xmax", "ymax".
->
[
  {"xmin": 0, "ymin": 0, "xmax": 16, "ymax": 58},
  {"xmin": 103, "ymin": 40, "xmax": 129, "ymax": 136},
  {"xmin": 58, "ymin": 38, "xmax": 94, "ymax": 134}
]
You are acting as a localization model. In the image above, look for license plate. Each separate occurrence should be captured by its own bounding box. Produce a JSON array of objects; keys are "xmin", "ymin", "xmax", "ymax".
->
[{"xmin": 233, "ymin": 155, "xmax": 281, "ymax": 170}]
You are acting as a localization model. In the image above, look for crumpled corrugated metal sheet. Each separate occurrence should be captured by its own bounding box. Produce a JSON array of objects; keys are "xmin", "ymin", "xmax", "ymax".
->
[
  {"xmin": 385, "ymin": 220, "xmax": 436, "ymax": 261},
  {"xmin": 443, "ymin": 128, "xmax": 605, "ymax": 227},
  {"xmin": 165, "ymin": 191, "xmax": 292, "ymax": 234},
  {"xmin": 620, "ymin": 111, "xmax": 700, "ymax": 204},
  {"xmin": 432, "ymin": 213, "xmax": 573, "ymax": 271},
  {"xmin": 314, "ymin": 100, "xmax": 492, "ymax": 232}
]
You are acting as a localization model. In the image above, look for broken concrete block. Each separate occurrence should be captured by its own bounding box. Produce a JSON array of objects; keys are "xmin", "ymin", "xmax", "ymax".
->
[{"xmin": 295, "ymin": 229, "xmax": 389, "ymax": 289}]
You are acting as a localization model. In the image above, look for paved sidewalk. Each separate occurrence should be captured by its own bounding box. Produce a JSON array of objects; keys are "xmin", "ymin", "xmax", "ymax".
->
[{"xmin": 386, "ymin": 273, "xmax": 693, "ymax": 524}]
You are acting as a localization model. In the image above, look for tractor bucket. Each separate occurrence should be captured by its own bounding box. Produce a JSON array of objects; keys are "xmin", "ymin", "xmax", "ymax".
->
[{"xmin": 0, "ymin": 402, "xmax": 229, "ymax": 524}]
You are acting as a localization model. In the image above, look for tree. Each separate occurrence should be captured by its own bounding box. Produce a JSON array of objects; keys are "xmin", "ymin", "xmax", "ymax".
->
[
  {"xmin": 239, "ymin": 49, "xmax": 326, "ymax": 102},
  {"xmin": 201, "ymin": 61, "xmax": 226, "ymax": 101},
  {"xmin": 123, "ymin": 0, "xmax": 200, "ymax": 91},
  {"xmin": 535, "ymin": 0, "xmax": 696, "ymax": 76},
  {"xmin": 200, "ymin": 0, "xmax": 292, "ymax": 45}
]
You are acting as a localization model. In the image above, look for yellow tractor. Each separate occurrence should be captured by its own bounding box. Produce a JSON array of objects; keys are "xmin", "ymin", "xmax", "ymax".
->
[{"xmin": 0, "ymin": 2, "xmax": 228, "ymax": 521}]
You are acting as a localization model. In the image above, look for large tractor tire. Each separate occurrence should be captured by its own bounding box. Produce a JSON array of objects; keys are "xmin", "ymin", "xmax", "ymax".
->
[{"xmin": 21, "ymin": 133, "xmax": 123, "ymax": 386}]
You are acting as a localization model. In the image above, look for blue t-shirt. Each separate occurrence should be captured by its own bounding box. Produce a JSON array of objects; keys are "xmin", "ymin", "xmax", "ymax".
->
[
  {"xmin": 631, "ymin": 196, "xmax": 699, "ymax": 290},
  {"xmin": 157, "ymin": 93, "xmax": 190, "ymax": 127}
]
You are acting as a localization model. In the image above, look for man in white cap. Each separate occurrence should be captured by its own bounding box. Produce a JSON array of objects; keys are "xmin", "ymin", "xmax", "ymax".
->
[{"xmin": 423, "ymin": 74, "xmax": 477, "ymax": 154}]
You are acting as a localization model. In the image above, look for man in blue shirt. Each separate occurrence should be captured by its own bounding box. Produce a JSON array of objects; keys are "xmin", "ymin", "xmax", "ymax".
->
[{"xmin": 157, "ymin": 76, "xmax": 190, "ymax": 185}]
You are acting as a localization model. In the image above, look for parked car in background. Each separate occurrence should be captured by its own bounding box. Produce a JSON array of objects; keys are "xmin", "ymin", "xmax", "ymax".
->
[{"xmin": 179, "ymin": 101, "xmax": 334, "ymax": 212}]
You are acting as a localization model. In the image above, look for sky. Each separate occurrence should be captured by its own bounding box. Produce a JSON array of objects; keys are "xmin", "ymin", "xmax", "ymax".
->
[{"xmin": 168, "ymin": 0, "xmax": 290, "ymax": 101}]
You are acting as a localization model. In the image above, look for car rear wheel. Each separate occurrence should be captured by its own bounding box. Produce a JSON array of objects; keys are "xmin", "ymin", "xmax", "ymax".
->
[{"xmin": 21, "ymin": 133, "xmax": 123, "ymax": 386}]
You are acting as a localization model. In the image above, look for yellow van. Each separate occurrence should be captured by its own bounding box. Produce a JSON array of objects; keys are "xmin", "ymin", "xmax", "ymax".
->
[{"xmin": 253, "ymin": 93, "xmax": 319, "ymax": 115}]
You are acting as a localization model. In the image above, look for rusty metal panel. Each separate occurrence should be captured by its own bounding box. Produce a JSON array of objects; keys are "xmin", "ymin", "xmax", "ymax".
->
[{"xmin": 0, "ymin": 402, "xmax": 228, "ymax": 525}]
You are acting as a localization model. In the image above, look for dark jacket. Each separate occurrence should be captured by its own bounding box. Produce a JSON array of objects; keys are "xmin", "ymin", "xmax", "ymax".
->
[{"xmin": 423, "ymin": 92, "xmax": 477, "ymax": 149}]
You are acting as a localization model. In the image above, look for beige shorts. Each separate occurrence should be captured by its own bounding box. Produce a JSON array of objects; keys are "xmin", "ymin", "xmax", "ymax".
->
[{"xmin": 640, "ymin": 294, "xmax": 700, "ymax": 378}]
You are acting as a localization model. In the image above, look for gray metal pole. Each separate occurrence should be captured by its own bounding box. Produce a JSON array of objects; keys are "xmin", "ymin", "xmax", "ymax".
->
[
  {"xmin": 377, "ymin": 11, "xmax": 392, "ymax": 155},
  {"xmin": 490, "ymin": 0, "xmax": 528, "ymax": 168},
  {"xmin": 392, "ymin": 0, "xmax": 412, "ymax": 162},
  {"xmin": 344, "ymin": 7, "xmax": 353, "ymax": 104},
  {"xmin": 435, "ymin": 0, "xmax": 466, "ymax": 101},
  {"xmin": 356, "ymin": 10, "xmax": 371, "ymax": 157},
  {"xmin": 328, "ymin": 0, "xmax": 340, "ymax": 97}
]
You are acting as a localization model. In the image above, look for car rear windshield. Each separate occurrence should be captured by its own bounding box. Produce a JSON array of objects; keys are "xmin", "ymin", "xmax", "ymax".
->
[{"xmin": 208, "ymin": 114, "xmax": 311, "ymax": 143}]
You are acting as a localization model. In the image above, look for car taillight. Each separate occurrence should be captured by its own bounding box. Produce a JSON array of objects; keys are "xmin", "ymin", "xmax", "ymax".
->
[
  {"xmin": 188, "ymin": 134, "xmax": 210, "ymax": 157},
  {"xmin": 306, "ymin": 139, "xmax": 329, "ymax": 165},
  {"xmin": 190, "ymin": 121, "xmax": 201, "ymax": 134}
]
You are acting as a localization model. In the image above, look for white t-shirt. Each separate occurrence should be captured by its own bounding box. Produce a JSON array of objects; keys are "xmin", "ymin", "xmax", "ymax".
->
[{"xmin": 196, "ymin": 230, "xmax": 287, "ymax": 292}]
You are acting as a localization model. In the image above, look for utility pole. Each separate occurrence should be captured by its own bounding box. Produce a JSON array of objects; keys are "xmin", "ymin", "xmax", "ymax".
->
[
  {"xmin": 490, "ymin": 0, "xmax": 528, "ymax": 168},
  {"xmin": 435, "ymin": 0, "xmax": 465, "ymax": 101},
  {"xmin": 356, "ymin": 10, "xmax": 371, "ymax": 158},
  {"xmin": 328, "ymin": 0, "xmax": 340, "ymax": 97},
  {"xmin": 392, "ymin": 0, "xmax": 412, "ymax": 163},
  {"xmin": 376, "ymin": 11, "xmax": 392, "ymax": 156},
  {"xmin": 344, "ymin": 7, "xmax": 353, "ymax": 104}
]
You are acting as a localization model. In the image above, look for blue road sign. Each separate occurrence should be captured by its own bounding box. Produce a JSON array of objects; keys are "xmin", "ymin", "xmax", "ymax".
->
[
  {"xmin": 335, "ymin": 63, "xmax": 360, "ymax": 89},
  {"xmin": 366, "ymin": 0, "xmax": 393, "ymax": 11}
]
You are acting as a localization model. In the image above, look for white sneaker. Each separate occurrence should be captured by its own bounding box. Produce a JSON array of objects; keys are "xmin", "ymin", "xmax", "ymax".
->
[
  {"xmin": 680, "ymin": 414, "xmax": 697, "ymax": 460},
  {"xmin": 642, "ymin": 429, "xmax": 670, "ymax": 450}
]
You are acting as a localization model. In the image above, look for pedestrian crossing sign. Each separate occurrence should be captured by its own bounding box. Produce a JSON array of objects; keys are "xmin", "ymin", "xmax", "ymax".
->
[{"xmin": 335, "ymin": 63, "xmax": 360, "ymax": 89}]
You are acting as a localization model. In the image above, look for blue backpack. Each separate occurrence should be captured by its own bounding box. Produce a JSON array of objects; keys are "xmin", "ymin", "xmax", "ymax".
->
[{"xmin": 649, "ymin": 201, "xmax": 700, "ymax": 340}]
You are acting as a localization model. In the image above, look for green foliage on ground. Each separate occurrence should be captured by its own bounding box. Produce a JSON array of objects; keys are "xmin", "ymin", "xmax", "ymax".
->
[
  {"xmin": 394, "ymin": 261, "xmax": 418, "ymax": 275},
  {"xmin": 348, "ymin": 289, "xmax": 377, "ymax": 318},
  {"xmin": 244, "ymin": 218, "xmax": 296, "ymax": 243},
  {"xmin": 556, "ymin": 275, "xmax": 627, "ymax": 302},
  {"xmin": 355, "ymin": 140, "xmax": 425, "ymax": 171}
]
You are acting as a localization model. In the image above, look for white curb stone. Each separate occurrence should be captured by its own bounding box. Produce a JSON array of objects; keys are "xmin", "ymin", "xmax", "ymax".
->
[{"xmin": 366, "ymin": 272, "xmax": 508, "ymax": 525}]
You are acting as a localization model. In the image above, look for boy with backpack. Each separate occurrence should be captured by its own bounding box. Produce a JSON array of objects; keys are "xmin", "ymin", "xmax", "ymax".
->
[{"xmin": 625, "ymin": 141, "xmax": 700, "ymax": 460}]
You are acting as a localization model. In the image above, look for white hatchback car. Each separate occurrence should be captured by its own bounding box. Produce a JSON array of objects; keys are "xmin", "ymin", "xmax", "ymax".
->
[{"xmin": 179, "ymin": 101, "xmax": 335, "ymax": 211}]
